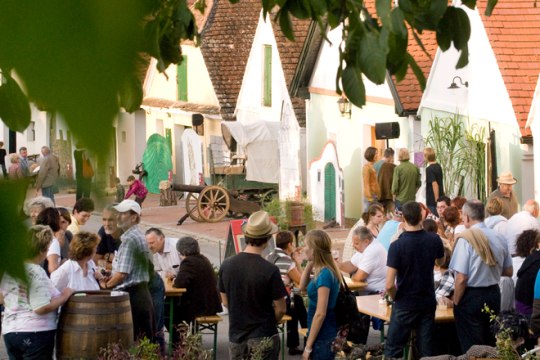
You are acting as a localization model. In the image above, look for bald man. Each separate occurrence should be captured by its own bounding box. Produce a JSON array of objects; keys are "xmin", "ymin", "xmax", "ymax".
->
[{"xmin": 505, "ymin": 199, "xmax": 540, "ymax": 256}]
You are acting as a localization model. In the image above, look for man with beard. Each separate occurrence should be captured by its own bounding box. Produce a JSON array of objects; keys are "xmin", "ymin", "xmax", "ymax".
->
[
  {"xmin": 99, "ymin": 200, "xmax": 155, "ymax": 342},
  {"xmin": 94, "ymin": 204, "xmax": 123, "ymax": 267}
]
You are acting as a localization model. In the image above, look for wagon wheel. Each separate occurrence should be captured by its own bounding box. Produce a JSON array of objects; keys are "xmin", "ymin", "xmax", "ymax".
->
[
  {"xmin": 260, "ymin": 189, "xmax": 278, "ymax": 207},
  {"xmin": 185, "ymin": 193, "xmax": 203, "ymax": 222},
  {"xmin": 198, "ymin": 185, "xmax": 230, "ymax": 223}
]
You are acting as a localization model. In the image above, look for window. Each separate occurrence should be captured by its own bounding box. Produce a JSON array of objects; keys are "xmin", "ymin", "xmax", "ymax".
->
[
  {"xmin": 177, "ymin": 55, "xmax": 188, "ymax": 101},
  {"xmin": 122, "ymin": 131, "xmax": 127, "ymax": 143},
  {"xmin": 263, "ymin": 45, "xmax": 272, "ymax": 107},
  {"xmin": 27, "ymin": 121, "xmax": 35, "ymax": 141}
]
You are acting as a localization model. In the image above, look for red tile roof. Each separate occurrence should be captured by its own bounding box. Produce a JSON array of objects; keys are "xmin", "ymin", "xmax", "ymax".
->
[
  {"xmin": 200, "ymin": 0, "xmax": 262, "ymax": 121},
  {"xmin": 477, "ymin": 0, "xmax": 540, "ymax": 137}
]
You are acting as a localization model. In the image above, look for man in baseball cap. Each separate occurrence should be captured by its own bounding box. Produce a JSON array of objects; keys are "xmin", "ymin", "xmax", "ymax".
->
[
  {"xmin": 218, "ymin": 211, "xmax": 286, "ymax": 359},
  {"xmin": 99, "ymin": 199, "xmax": 156, "ymax": 343},
  {"xmin": 487, "ymin": 171, "xmax": 518, "ymax": 219}
]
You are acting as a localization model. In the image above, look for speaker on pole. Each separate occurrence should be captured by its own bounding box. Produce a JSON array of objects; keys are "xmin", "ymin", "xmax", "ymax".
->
[{"xmin": 375, "ymin": 122, "xmax": 400, "ymax": 140}]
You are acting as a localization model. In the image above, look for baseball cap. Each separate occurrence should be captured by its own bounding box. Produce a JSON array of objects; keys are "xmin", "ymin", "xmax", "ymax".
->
[{"xmin": 113, "ymin": 199, "xmax": 141, "ymax": 215}]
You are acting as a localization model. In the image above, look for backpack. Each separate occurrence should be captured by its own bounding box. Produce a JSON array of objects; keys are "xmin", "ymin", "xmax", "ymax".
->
[{"xmin": 335, "ymin": 276, "xmax": 370, "ymax": 344}]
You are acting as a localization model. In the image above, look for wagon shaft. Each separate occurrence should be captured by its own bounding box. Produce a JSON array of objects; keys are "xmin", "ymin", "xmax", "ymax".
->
[{"xmin": 171, "ymin": 183, "xmax": 206, "ymax": 193}]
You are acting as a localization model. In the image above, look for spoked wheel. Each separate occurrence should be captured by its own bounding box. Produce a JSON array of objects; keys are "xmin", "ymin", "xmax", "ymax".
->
[
  {"xmin": 198, "ymin": 185, "xmax": 230, "ymax": 223},
  {"xmin": 260, "ymin": 189, "xmax": 278, "ymax": 207},
  {"xmin": 185, "ymin": 192, "xmax": 203, "ymax": 222}
]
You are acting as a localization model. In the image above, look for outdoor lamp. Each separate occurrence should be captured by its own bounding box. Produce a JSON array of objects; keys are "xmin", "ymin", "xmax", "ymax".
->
[
  {"xmin": 337, "ymin": 97, "xmax": 352, "ymax": 118},
  {"xmin": 448, "ymin": 76, "xmax": 469, "ymax": 89}
]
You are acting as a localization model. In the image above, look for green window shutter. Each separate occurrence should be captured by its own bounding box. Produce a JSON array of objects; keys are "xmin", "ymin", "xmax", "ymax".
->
[
  {"xmin": 177, "ymin": 55, "xmax": 188, "ymax": 101},
  {"xmin": 263, "ymin": 45, "xmax": 272, "ymax": 107},
  {"xmin": 324, "ymin": 163, "xmax": 336, "ymax": 221},
  {"xmin": 165, "ymin": 128, "xmax": 172, "ymax": 153}
]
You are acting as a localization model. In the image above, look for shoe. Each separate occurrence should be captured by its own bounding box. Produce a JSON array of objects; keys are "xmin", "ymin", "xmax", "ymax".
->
[{"xmin": 288, "ymin": 348, "xmax": 303, "ymax": 355}]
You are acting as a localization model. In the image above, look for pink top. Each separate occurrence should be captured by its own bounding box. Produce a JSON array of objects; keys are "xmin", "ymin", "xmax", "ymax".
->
[{"xmin": 125, "ymin": 179, "xmax": 148, "ymax": 199}]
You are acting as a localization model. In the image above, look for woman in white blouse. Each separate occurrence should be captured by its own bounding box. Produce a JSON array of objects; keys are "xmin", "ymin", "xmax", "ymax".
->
[{"xmin": 52, "ymin": 231, "xmax": 101, "ymax": 291}]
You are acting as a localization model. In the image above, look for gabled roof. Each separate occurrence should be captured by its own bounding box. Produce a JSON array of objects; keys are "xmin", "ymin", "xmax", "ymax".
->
[
  {"xmin": 200, "ymin": 0, "xmax": 262, "ymax": 121},
  {"xmin": 477, "ymin": 0, "xmax": 540, "ymax": 138},
  {"xmin": 390, "ymin": 31, "xmax": 438, "ymax": 116},
  {"xmin": 272, "ymin": 18, "xmax": 321, "ymax": 127}
]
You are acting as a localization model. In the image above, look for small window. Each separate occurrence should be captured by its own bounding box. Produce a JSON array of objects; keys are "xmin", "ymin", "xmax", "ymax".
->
[
  {"xmin": 27, "ymin": 121, "xmax": 36, "ymax": 141},
  {"xmin": 122, "ymin": 131, "xmax": 127, "ymax": 143},
  {"xmin": 177, "ymin": 55, "xmax": 188, "ymax": 101},
  {"xmin": 263, "ymin": 45, "xmax": 272, "ymax": 107}
]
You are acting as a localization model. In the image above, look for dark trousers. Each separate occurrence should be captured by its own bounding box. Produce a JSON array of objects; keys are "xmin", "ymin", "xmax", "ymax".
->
[
  {"xmin": 124, "ymin": 282, "xmax": 156, "ymax": 342},
  {"xmin": 41, "ymin": 186, "xmax": 55, "ymax": 205},
  {"xmin": 148, "ymin": 273, "xmax": 165, "ymax": 354},
  {"xmin": 4, "ymin": 329, "xmax": 56, "ymax": 360},
  {"xmin": 1, "ymin": 163, "xmax": 6, "ymax": 178},
  {"xmin": 135, "ymin": 196, "xmax": 146, "ymax": 207},
  {"xmin": 384, "ymin": 305, "xmax": 436, "ymax": 358},
  {"xmin": 454, "ymin": 284, "xmax": 500, "ymax": 354},
  {"xmin": 286, "ymin": 294, "xmax": 308, "ymax": 349},
  {"xmin": 76, "ymin": 177, "xmax": 92, "ymax": 200}
]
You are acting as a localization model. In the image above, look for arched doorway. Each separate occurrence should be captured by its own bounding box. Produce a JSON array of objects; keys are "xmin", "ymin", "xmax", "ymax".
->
[{"xmin": 324, "ymin": 162, "xmax": 336, "ymax": 221}]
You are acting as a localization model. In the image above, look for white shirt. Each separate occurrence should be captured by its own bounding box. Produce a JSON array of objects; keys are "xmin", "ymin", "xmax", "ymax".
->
[
  {"xmin": 353, "ymin": 241, "xmax": 388, "ymax": 292},
  {"xmin": 505, "ymin": 211, "xmax": 540, "ymax": 254},
  {"xmin": 47, "ymin": 237, "xmax": 61, "ymax": 266},
  {"xmin": 152, "ymin": 237, "xmax": 181, "ymax": 277},
  {"xmin": 1, "ymin": 263, "xmax": 61, "ymax": 333},
  {"xmin": 51, "ymin": 259, "xmax": 100, "ymax": 292}
]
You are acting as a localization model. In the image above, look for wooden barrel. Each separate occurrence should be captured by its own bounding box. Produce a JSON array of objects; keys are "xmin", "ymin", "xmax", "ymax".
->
[
  {"xmin": 288, "ymin": 202, "xmax": 305, "ymax": 226},
  {"xmin": 56, "ymin": 290, "xmax": 133, "ymax": 359}
]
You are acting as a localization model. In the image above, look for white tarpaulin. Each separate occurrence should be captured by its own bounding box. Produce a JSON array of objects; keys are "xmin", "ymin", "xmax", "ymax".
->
[{"xmin": 221, "ymin": 121, "xmax": 279, "ymax": 183}]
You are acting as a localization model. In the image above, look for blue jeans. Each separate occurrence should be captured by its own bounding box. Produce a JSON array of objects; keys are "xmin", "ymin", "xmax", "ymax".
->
[
  {"xmin": 311, "ymin": 337, "xmax": 335, "ymax": 360},
  {"xmin": 149, "ymin": 273, "xmax": 165, "ymax": 354},
  {"xmin": 4, "ymin": 330, "xmax": 56, "ymax": 360},
  {"xmin": 229, "ymin": 334, "xmax": 280, "ymax": 360},
  {"xmin": 41, "ymin": 186, "xmax": 55, "ymax": 205},
  {"xmin": 384, "ymin": 305, "xmax": 436, "ymax": 358}
]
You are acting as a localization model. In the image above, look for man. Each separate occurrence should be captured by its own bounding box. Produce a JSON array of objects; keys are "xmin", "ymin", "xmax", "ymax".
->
[
  {"xmin": 73, "ymin": 145, "xmax": 92, "ymax": 200},
  {"xmin": 436, "ymin": 196, "xmax": 451, "ymax": 219},
  {"xmin": 145, "ymin": 228, "xmax": 181, "ymax": 280},
  {"xmin": 424, "ymin": 147, "xmax": 444, "ymax": 215},
  {"xmin": 450, "ymin": 200, "xmax": 513, "ymax": 353},
  {"xmin": 94, "ymin": 205, "xmax": 122, "ymax": 266},
  {"xmin": 340, "ymin": 226, "xmax": 387, "ymax": 294},
  {"xmin": 504, "ymin": 199, "xmax": 540, "ymax": 256},
  {"xmin": 99, "ymin": 199, "xmax": 156, "ymax": 342},
  {"xmin": 377, "ymin": 148, "xmax": 396, "ymax": 214},
  {"xmin": 219, "ymin": 211, "xmax": 287, "ymax": 360},
  {"xmin": 67, "ymin": 197, "xmax": 95, "ymax": 235},
  {"xmin": 384, "ymin": 201, "xmax": 444, "ymax": 359},
  {"xmin": 35, "ymin": 146, "xmax": 60, "ymax": 203},
  {"xmin": 487, "ymin": 171, "xmax": 519, "ymax": 219},
  {"xmin": 391, "ymin": 148, "xmax": 421, "ymax": 208},
  {"xmin": 18, "ymin": 146, "xmax": 30, "ymax": 177}
]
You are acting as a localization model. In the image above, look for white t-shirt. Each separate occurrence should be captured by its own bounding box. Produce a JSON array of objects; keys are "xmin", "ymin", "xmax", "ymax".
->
[
  {"xmin": 152, "ymin": 237, "xmax": 181, "ymax": 277},
  {"xmin": 0, "ymin": 263, "xmax": 61, "ymax": 334},
  {"xmin": 354, "ymin": 241, "xmax": 388, "ymax": 292},
  {"xmin": 51, "ymin": 259, "xmax": 100, "ymax": 292},
  {"xmin": 47, "ymin": 237, "xmax": 61, "ymax": 264}
]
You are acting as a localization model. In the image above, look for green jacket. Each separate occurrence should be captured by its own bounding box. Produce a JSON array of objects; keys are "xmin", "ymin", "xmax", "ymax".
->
[{"xmin": 391, "ymin": 160, "xmax": 421, "ymax": 203}]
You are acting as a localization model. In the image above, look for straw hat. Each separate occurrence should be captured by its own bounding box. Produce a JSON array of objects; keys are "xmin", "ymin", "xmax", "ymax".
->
[
  {"xmin": 242, "ymin": 211, "xmax": 278, "ymax": 238},
  {"xmin": 497, "ymin": 171, "xmax": 517, "ymax": 185}
]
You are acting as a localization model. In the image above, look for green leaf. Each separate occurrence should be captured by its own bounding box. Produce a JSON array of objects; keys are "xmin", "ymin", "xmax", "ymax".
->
[
  {"xmin": 393, "ymin": 59, "xmax": 409, "ymax": 82},
  {"xmin": 456, "ymin": 47, "xmax": 469, "ymax": 69},
  {"xmin": 406, "ymin": 52, "xmax": 426, "ymax": 90},
  {"xmin": 376, "ymin": 0, "xmax": 392, "ymax": 26},
  {"xmin": 342, "ymin": 65, "xmax": 366, "ymax": 108},
  {"xmin": 485, "ymin": 0, "xmax": 498, "ymax": 16},
  {"xmin": 452, "ymin": 8, "xmax": 471, "ymax": 50},
  {"xmin": 428, "ymin": 0, "xmax": 449, "ymax": 26},
  {"xmin": 143, "ymin": 20, "xmax": 161, "ymax": 59},
  {"xmin": 310, "ymin": 0, "xmax": 327, "ymax": 15},
  {"xmin": 289, "ymin": 0, "xmax": 310, "ymax": 19},
  {"xmin": 0, "ymin": 73, "xmax": 31, "ymax": 132},
  {"xmin": 411, "ymin": 28, "xmax": 432, "ymax": 62},
  {"xmin": 390, "ymin": 8, "xmax": 408, "ymax": 39},
  {"xmin": 278, "ymin": 9, "xmax": 295, "ymax": 41},
  {"xmin": 436, "ymin": 10, "xmax": 453, "ymax": 51},
  {"xmin": 0, "ymin": 179, "xmax": 31, "ymax": 281},
  {"xmin": 119, "ymin": 75, "xmax": 143, "ymax": 113},
  {"xmin": 358, "ymin": 29, "xmax": 388, "ymax": 84},
  {"xmin": 386, "ymin": 30, "xmax": 408, "ymax": 74}
]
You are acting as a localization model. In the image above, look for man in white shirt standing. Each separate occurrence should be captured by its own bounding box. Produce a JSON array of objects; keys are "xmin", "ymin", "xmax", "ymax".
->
[
  {"xmin": 145, "ymin": 227, "xmax": 181, "ymax": 280},
  {"xmin": 505, "ymin": 199, "xmax": 540, "ymax": 256}
]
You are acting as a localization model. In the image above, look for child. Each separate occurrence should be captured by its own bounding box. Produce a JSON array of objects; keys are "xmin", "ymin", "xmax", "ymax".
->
[
  {"xmin": 115, "ymin": 177, "xmax": 125, "ymax": 203},
  {"xmin": 125, "ymin": 175, "xmax": 148, "ymax": 206}
]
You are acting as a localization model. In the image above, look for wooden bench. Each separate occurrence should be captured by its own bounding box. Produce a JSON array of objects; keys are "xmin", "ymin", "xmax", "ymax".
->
[
  {"xmin": 195, "ymin": 315, "xmax": 223, "ymax": 360},
  {"xmin": 277, "ymin": 315, "xmax": 292, "ymax": 360}
]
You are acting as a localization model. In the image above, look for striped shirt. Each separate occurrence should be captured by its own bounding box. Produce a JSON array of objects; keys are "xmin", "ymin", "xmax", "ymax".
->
[{"xmin": 266, "ymin": 248, "xmax": 295, "ymax": 289}]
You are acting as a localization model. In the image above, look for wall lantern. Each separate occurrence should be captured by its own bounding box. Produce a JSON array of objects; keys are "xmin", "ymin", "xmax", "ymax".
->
[
  {"xmin": 337, "ymin": 96, "xmax": 352, "ymax": 118},
  {"xmin": 448, "ymin": 76, "xmax": 469, "ymax": 89}
]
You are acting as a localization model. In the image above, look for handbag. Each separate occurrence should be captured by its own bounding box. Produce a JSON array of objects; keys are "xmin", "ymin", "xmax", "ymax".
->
[
  {"xmin": 335, "ymin": 275, "xmax": 370, "ymax": 344},
  {"xmin": 82, "ymin": 153, "xmax": 94, "ymax": 178}
]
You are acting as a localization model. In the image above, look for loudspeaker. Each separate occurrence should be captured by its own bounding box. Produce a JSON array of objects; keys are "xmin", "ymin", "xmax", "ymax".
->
[
  {"xmin": 192, "ymin": 113, "xmax": 204, "ymax": 127},
  {"xmin": 375, "ymin": 122, "xmax": 400, "ymax": 140}
]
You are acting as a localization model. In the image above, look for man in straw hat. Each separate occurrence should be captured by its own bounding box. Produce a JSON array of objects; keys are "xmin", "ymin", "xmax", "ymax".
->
[
  {"xmin": 449, "ymin": 200, "xmax": 513, "ymax": 353},
  {"xmin": 487, "ymin": 171, "xmax": 518, "ymax": 219},
  {"xmin": 219, "ymin": 211, "xmax": 287, "ymax": 360}
]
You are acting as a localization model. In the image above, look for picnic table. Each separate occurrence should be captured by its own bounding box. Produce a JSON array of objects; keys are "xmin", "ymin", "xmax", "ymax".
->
[{"xmin": 164, "ymin": 278, "xmax": 186, "ymax": 353}]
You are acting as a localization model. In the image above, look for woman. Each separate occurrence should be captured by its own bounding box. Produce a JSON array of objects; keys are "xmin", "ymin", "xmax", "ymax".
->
[
  {"xmin": 57, "ymin": 207, "xmax": 73, "ymax": 260},
  {"xmin": 300, "ymin": 230, "xmax": 341, "ymax": 360},
  {"xmin": 36, "ymin": 207, "xmax": 64, "ymax": 275},
  {"xmin": 361, "ymin": 203, "xmax": 385, "ymax": 239},
  {"xmin": 0, "ymin": 225, "xmax": 73, "ymax": 359},
  {"xmin": 484, "ymin": 197, "xmax": 508, "ymax": 235},
  {"xmin": 173, "ymin": 237, "xmax": 222, "ymax": 341},
  {"xmin": 8, "ymin": 154, "xmax": 23, "ymax": 180},
  {"xmin": 362, "ymin": 146, "xmax": 380, "ymax": 208},
  {"xmin": 51, "ymin": 231, "xmax": 101, "ymax": 291},
  {"xmin": 441, "ymin": 206, "xmax": 461, "ymax": 246},
  {"xmin": 515, "ymin": 230, "xmax": 540, "ymax": 318},
  {"xmin": 23, "ymin": 196, "xmax": 54, "ymax": 225}
]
